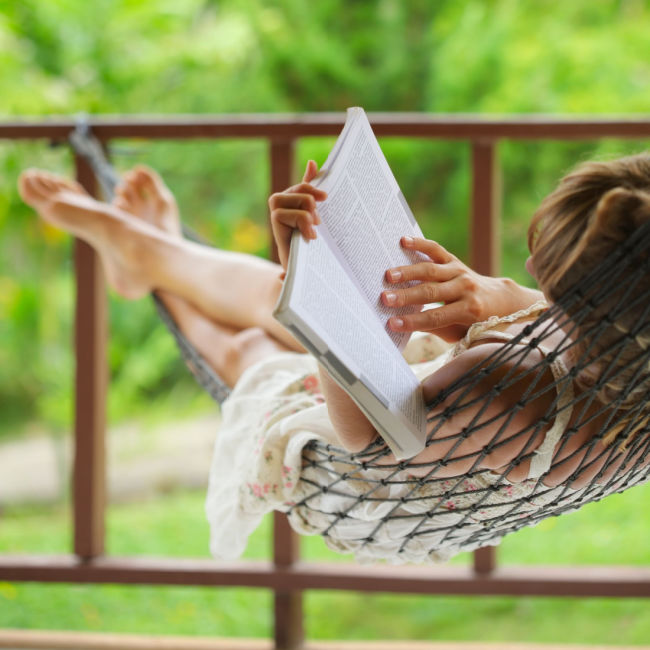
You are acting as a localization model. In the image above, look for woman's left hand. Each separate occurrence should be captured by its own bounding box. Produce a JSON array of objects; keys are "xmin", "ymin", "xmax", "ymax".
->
[{"xmin": 381, "ymin": 236, "xmax": 542, "ymax": 341}]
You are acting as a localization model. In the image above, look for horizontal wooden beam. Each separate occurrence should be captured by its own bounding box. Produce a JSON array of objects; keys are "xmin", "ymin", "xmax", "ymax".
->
[
  {"xmin": 2, "ymin": 114, "xmax": 650, "ymax": 141},
  {"xmin": 0, "ymin": 556, "xmax": 648, "ymax": 598},
  {"xmin": 0, "ymin": 629, "xmax": 642, "ymax": 650}
]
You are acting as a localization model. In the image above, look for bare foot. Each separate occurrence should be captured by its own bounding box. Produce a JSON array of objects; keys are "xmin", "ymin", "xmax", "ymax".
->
[
  {"xmin": 18, "ymin": 169, "xmax": 159, "ymax": 299},
  {"xmin": 113, "ymin": 165, "xmax": 181, "ymax": 237},
  {"xmin": 17, "ymin": 169, "xmax": 87, "ymax": 212}
]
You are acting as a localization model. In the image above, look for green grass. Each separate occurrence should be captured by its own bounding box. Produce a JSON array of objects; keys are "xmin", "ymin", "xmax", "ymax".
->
[{"xmin": 1, "ymin": 483, "xmax": 649, "ymax": 643}]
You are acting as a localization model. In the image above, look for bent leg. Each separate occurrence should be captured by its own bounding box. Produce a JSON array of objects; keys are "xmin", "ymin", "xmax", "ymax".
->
[{"xmin": 160, "ymin": 291, "xmax": 293, "ymax": 386}]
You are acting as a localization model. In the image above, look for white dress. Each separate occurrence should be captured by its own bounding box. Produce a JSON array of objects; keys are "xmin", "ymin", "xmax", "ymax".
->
[{"xmin": 205, "ymin": 303, "xmax": 648, "ymax": 563}]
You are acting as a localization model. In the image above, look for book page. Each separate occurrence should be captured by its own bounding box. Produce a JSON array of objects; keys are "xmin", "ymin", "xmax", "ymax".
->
[
  {"xmin": 313, "ymin": 108, "xmax": 425, "ymax": 350},
  {"xmin": 273, "ymin": 108, "xmax": 430, "ymax": 457},
  {"xmin": 289, "ymin": 233, "xmax": 424, "ymax": 432}
]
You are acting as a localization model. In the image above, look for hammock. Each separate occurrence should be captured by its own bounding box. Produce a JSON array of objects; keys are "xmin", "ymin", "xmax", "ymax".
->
[{"xmin": 69, "ymin": 124, "xmax": 650, "ymax": 561}]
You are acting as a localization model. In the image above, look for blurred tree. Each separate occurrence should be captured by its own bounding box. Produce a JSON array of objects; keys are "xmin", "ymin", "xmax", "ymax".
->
[{"xmin": 1, "ymin": 0, "xmax": 650, "ymax": 436}]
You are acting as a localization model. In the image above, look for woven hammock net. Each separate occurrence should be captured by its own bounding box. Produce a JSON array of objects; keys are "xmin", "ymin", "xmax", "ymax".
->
[{"xmin": 71, "ymin": 125, "xmax": 650, "ymax": 559}]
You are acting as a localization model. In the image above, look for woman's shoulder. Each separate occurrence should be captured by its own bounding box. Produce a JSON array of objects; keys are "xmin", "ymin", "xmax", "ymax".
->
[{"xmin": 422, "ymin": 339, "xmax": 545, "ymax": 405}]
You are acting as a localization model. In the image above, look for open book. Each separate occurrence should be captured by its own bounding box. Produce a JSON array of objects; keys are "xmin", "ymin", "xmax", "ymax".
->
[{"xmin": 273, "ymin": 107, "xmax": 428, "ymax": 460}]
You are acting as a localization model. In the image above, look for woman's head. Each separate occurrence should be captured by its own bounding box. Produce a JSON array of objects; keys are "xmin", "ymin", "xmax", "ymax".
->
[
  {"xmin": 528, "ymin": 154, "xmax": 650, "ymax": 299},
  {"xmin": 527, "ymin": 153, "xmax": 650, "ymax": 440}
]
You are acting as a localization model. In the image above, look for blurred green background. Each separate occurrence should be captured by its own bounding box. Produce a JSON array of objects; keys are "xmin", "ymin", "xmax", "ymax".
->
[
  {"xmin": 3, "ymin": 0, "xmax": 650, "ymax": 437},
  {"xmin": 1, "ymin": 0, "xmax": 650, "ymax": 643}
]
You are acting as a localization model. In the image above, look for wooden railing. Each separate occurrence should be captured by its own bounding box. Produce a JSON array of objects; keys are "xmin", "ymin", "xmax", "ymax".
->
[{"xmin": 1, "ymin": 114, "xmax": 650, "ymax": 649}]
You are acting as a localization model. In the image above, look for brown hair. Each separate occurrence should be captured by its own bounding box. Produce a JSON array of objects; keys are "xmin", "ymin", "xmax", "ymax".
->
[{"xmin": 528, "ymin": 154, "xmax": 650, "ymax": 446}]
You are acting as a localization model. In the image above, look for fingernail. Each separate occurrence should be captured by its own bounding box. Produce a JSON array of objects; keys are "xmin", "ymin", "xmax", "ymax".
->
[
  {"xmin": 402, "ymin": 236, "xmax": 414, "ymax": 247},
  {"xmin": 391, "ymin": 318, "xmax": 404, "ymax": 329},
  {"xmin": 308, "ymin": 226, "xmax": 317, "ymax": 239},
  {"xmin": 384, "ymin": 292, "xmax": 397, "ymax": 305},
  {"xmin": 388, "ymin": 270, "xmax": 402, "ymax": 282}
]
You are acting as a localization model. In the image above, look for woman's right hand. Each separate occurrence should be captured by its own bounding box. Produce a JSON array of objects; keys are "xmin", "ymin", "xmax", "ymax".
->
[{"xmin": 268, "ymin": 160, "xmax": 327, "ymax": 269}]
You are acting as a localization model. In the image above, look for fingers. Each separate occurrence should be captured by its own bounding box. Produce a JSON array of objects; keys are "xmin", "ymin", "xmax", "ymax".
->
[
  {"xmin": 388, "ymin": 301, "xmax": 471, "ymax": 333},
  {"xmin": 400, "ymin": 236, "xmax": 455, "ymax": 264},
  {"xmin": 302, "ymin": 159, "xmax": 319, "ymax": 183},
  {"xmin": 280, "ymin": 181, "xmax": 327, "ymax": 203},
  {"xmin": 382, "ymin": 275, "xmax": 470, "ymax": 308},
  {"xmin": 268, "ymin": 162, "xmax": 327, "ymax": 268},
  {"xmin": 385, "ymin": 260, "xmax": 458, "ymax": 285},
  {"xmin": 268, "ymin": 183, "xmax": 326, "ymax": 235},
  {"xmin": 270, "ymin": 190, "xmax": 320, "ymax": 215},
  {"xmin": 271, "ymin": 208, "xmax": 318, "ymax": 240}
]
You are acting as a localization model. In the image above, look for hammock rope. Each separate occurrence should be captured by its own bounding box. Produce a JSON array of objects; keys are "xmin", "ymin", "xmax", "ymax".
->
[{"xmin": 69, "ymin": 124, "xmax": 650, "ymax": 560}]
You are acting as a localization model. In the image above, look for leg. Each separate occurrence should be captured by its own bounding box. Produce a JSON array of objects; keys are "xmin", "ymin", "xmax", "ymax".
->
[
  {"xmin": 160, "ymin": 290, "xmax": 290, "ymax": 386},
  {"xmin": 111, "ymin": 166, "xmax": 299, "ymax": 385},
  {"xmin": 19, "ymin": 169, "xmax": 300, "ymax": 351}
]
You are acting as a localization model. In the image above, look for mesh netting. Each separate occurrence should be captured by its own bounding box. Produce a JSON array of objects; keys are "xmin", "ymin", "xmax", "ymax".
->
[
  {"xmin": 70, "ymin": 125, "xmax": 650, "ymax": 561},
  {"xmin": 285, "ymin": 219, "xmax": 650, "ymax": 560}
]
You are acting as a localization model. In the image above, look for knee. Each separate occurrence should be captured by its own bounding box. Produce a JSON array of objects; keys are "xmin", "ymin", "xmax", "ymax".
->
[{"xmin": 222, "ymin": 327, "xmax": 268, "ymax": 372}]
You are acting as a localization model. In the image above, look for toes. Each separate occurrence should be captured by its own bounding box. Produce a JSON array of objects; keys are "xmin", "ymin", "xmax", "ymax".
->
[
  {"xmin": 135, "ymin": 165, "xmax": 172, "ymax": 200},
  {"xmin": 34, "ymin": 175, "xmax": 62, "ymax": 201},
  {"xmin": 122, "ymin": 168, "xmax": 151, "ymax": 202},
  {"xmin": 19, "ymin": 169, "xmax": 86, "ymax": 208},
  {"xmin": 38, "ymin": 175, "xmax": 59, "ymax": 193},
  {"xmin": 59, "ymin": 176, "xmax": 86, "ymax": 195},
  {"xmin": 124, "ymin": 185, "xmax": 139, "ymax": 205},
  {"xmin": 114, "ymin": 183, "xmax": 129, "ymax": 203},
  {"xmin": 19, "ymin": 173, "xmax": 52, "ymax": 205},
  {"xmin": 17, "ymin": 170, "xmax": 35, "ymax": 201},
  {"xmin": 138, "ymin": 170, "xmax": 157, "ymax": 195},
  {"xmin": 113, "ymin": 195, "xmax": 130, "ymax": 212},
  {"xmin": 133, "ymin": 164, "xmax": 158, "ymax": 184},
  {"xmin": 116, "ymin": 183, "xmax": 138, "ymax": 208}
]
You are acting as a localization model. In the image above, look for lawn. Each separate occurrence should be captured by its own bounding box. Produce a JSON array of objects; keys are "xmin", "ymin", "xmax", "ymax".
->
[{"xmin": 1, "ymin": 479, "xmax": 649, "ymax": 644}]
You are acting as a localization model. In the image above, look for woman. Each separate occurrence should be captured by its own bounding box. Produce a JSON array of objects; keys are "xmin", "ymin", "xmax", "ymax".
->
[{"xmin": 18, "ymin": 154, "xmax": 650, "ymax": 562}]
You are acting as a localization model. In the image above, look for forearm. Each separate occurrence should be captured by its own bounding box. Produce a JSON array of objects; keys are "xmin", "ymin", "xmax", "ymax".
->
[{"xmin": 318, "ymin": 364, "xmax": 378, "ymax": 452}]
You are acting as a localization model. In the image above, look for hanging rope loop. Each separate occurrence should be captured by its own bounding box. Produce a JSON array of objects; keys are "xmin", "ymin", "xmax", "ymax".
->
[{"xmin": 68, "ymin": 122, "xmax": 233, "ymax": 405}]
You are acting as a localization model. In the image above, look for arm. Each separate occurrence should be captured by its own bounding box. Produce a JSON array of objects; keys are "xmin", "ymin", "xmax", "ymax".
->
[
  {"xmin": 382, "ymin": 237, "xmax": 543, "ymax": 342},
  {"xmin": 318, "ymin": 364, "xmax": 378, "ymax": 452},
  {"xmin": 268, "ymin": 160, "xmax": 378, "ymax": 451},
  {"xmin": 410, "ymin": 342, "xmax": 554, "ymax": 478}
]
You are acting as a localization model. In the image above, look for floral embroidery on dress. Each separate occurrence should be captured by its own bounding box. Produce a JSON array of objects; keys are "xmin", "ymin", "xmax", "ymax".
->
[{"xmin": 207, "ymin": 307, "xmax": 649, "ymax": 566}]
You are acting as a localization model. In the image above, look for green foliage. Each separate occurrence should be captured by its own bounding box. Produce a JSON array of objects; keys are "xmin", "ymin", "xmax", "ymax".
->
[{"xmin": 2, "ymin": 0, "xmax": 650, "ymax": 435}]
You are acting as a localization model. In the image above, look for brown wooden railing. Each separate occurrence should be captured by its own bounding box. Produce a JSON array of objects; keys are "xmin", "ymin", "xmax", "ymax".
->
[{"xmin": 1, "ymin": 114, "xmax": 650, "ymax": 649}]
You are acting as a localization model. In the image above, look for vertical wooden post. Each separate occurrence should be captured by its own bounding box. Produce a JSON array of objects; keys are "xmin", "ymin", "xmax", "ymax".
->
[
  {"xmin": 470, "ymin": 140, "xmax": 500, "ymax": 277},
  {"xmin": 73, "ymin": 152, "xmax": 108, "ymax": 560},
  {"xmin": 473, "ymin": 546, "xmax": 497, "ymax": 575},
  {"xmin": 269, "ymin": 139, "xmax": 303, "ymax": 649},
  {"xmin": 471, "ymin": 140, "xmax": 500, "ymax": 576},
  {"xmin": 273, "ymin": 511, "xmax": 303, "ymax": 649}
]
